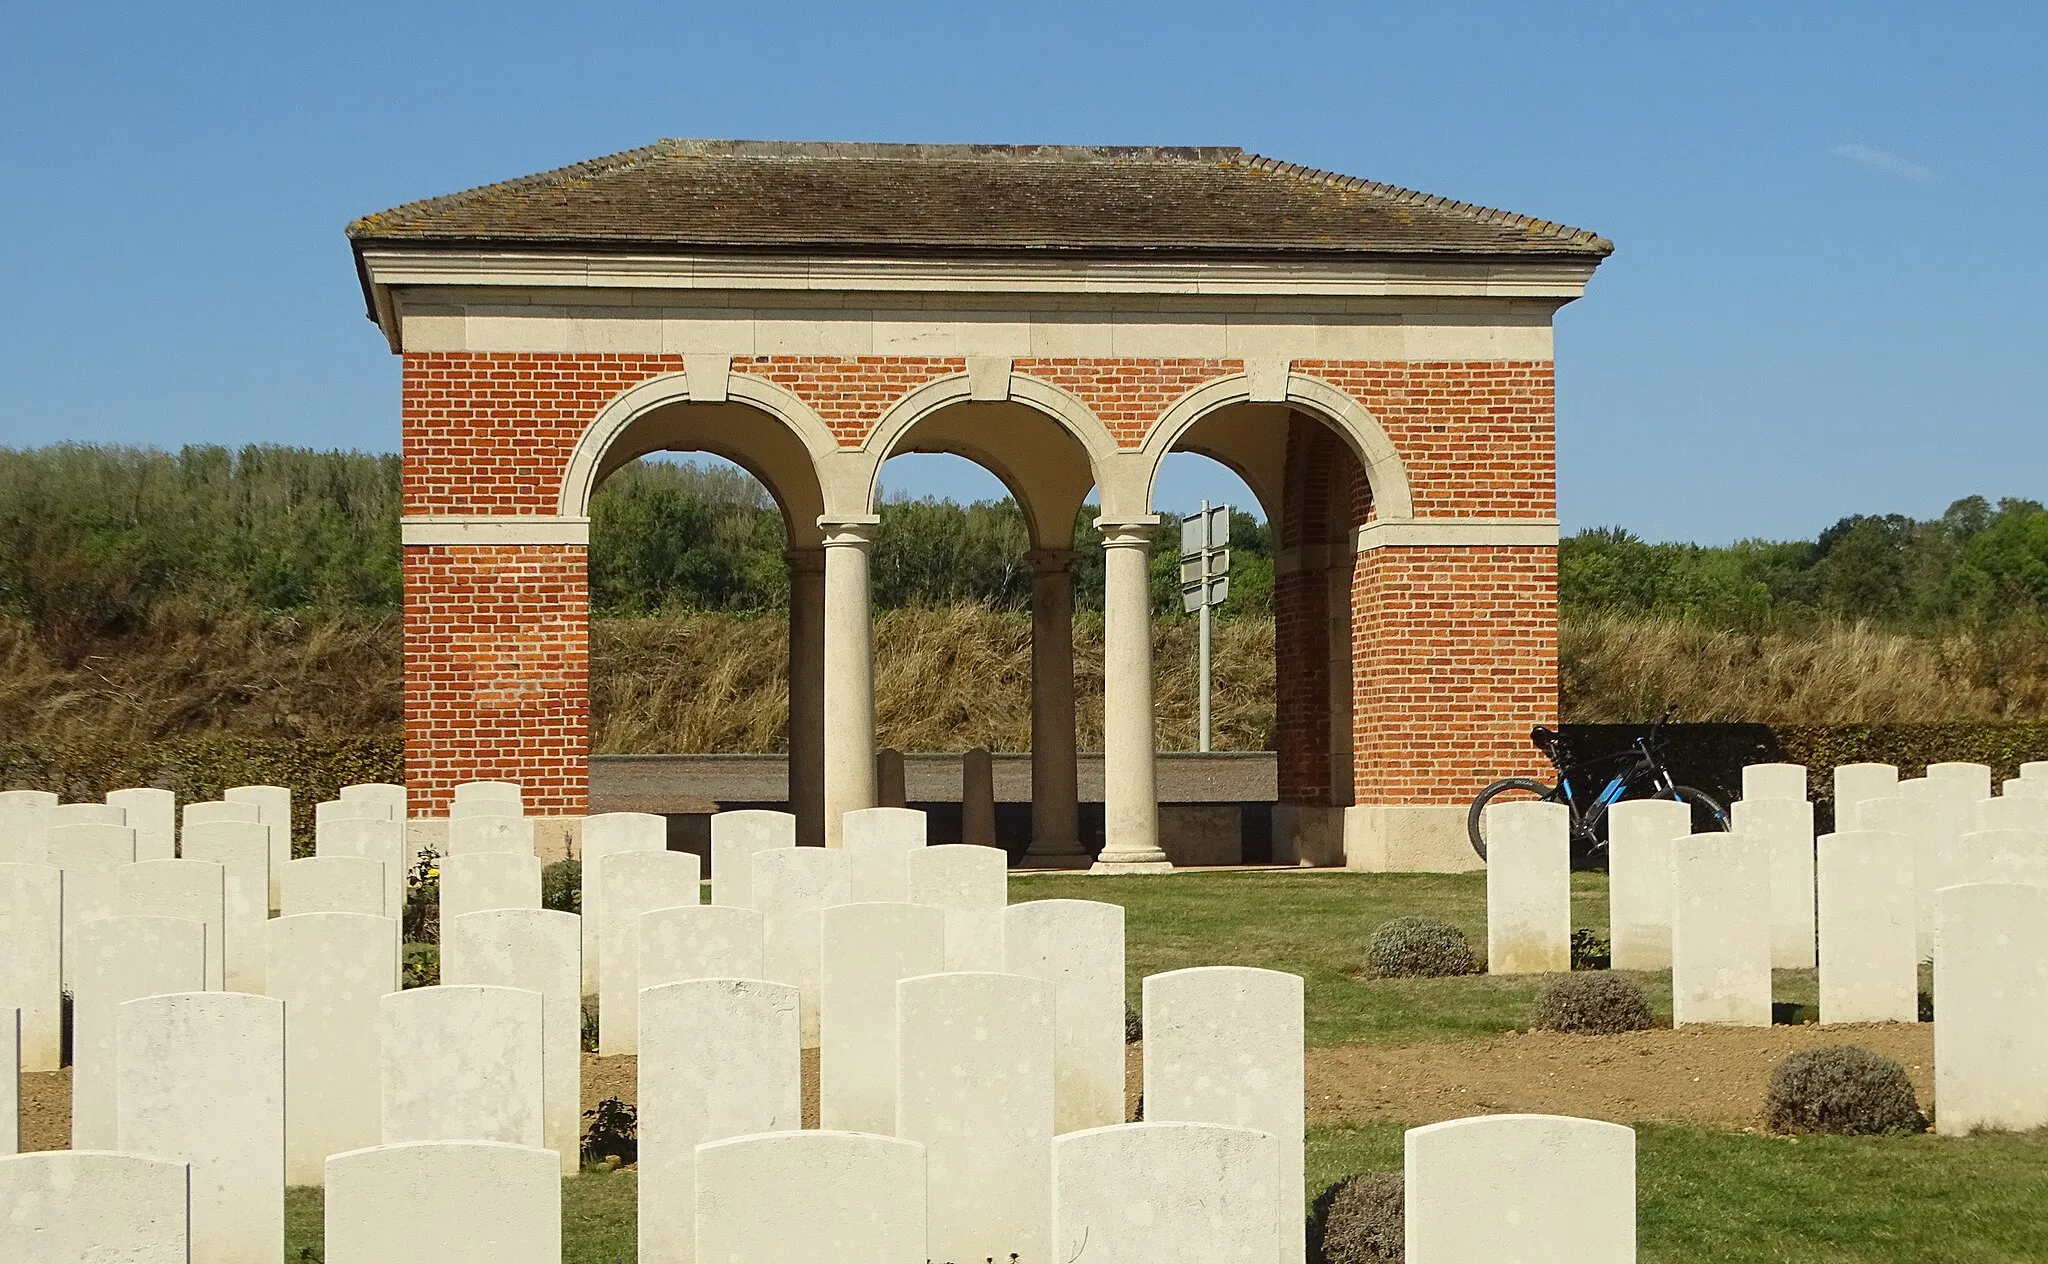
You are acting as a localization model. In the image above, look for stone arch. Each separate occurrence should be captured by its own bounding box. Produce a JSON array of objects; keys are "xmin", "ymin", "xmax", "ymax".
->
[{"xmin": 1137, "ymin": 371, "xmax": 1414, "ymax": 522}]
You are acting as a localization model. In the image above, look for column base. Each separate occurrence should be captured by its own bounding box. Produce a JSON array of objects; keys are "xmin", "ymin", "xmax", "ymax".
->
[
  {"xmin": 1089, "ymin": 850, "xmax": 1175, "ymax": 875},
  {"xmin": 1014, "ymin": 842, "xmax": 1093, "ymax": 871}
]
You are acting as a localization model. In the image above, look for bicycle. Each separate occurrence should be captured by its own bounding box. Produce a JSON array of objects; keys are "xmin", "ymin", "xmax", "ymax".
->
[{"xmin": 1466, "ymin": 709, "xmax": 1728, "ymax": 863}]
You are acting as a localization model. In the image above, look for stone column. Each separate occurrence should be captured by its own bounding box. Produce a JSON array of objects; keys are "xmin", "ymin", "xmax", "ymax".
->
[
  {"xmin": 819, "ymin": 518, "xmax": 880, "ymax": 848},
  {"xmin": 785, "ymin": 549, "xmax": 827, "ymax": 848},
  {"xmin": 1018, "ymin": 548, "xmax": 1088, "ymax": 869},
  {"xmin": 1092, "ymin": 522, "xmax": 1171, "ymax": 873}
]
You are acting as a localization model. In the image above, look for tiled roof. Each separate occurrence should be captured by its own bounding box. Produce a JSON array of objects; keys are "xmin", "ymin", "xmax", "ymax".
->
[{"xmin": 347, "ymin": 140, "xmax": 1611, "ymax": 260}]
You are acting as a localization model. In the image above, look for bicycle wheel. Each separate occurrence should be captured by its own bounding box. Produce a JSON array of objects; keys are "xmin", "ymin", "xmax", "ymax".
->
[
  {"xmin": 1669, "ymin": 785, "xmax": 1729, "ymax": 833},
  {"xmin": 1467, "ymin": 777, "xmax": 1558, "ymax": 860}
]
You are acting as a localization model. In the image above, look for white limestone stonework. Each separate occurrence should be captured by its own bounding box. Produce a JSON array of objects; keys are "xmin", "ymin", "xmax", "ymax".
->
[
  {"xmin": 316, "ymin": 798, "xmax": 393, "ymax": 834},
  {"xmin": 1606, "ymin": 798, "xmax": 1691, "ymax": 971},
  {"xmin": 1006, "ymin": 898, "xmax": 1126, "ymax": 1133},
  {"xmin": 1947, "ymin": 828, "xmax": 2048, "ymax": 889},
  {"xmin": 266, "ymin": 912, "xmax": 401, "ymax": 1186},
  {"xmin": 107, "ymin": 788, "xmax": 177, "ymax": 863},
  {"xmin": 441, "ymin": 908, "xmax": 582, "ymax": 1174},
  {"xmin": 843, "ymin": 806, "xmax": 930, "ymax": 902},
  {"xmin": 1741, "ymin": 763, "xmax": 1807, "ymax": 802},
  {"xmin": 1853, "ymin": 794, "xmax": 1938, "ymax": 960},
  {"xmin": 1926, "ymin": 762, "xmax": 1993, "ymax": 803},
  {"xmin": 52, "ymin": 802, "xmax": 127, "ymax": 828},
  {"xmin": 183, "ymin": 819, "xmax": 274, "ymax": 994},
  {"xmin": 1833, "ymin": 762, "xmax": 1898, "ymax": 829},
  {"xmin": 0, "ymin": 863, "xmax": 62, "ymax": 1070},
  {"xmin": 379, "ymin": 985, "xmax": 544, "ymax": 1147},
  {"xmin": 2, "ymin": 1008, "xmax": 14, "ymax": 1155},
  {"xmin": 1670, "ymin": 832, "xmax": 1771, "ymax": 1027},
  {"xmin": 1733, "ymin": 797, "xmax": 1818, "ymax": 970},
  {"xmin": 452, "ymin": 780, "xmax": 524, "ymax": 809},
  {"xmin": 1974, "ymin": 796, "xmax": 2048, "ymax": 833},
  {"xmin": 0, "ymin": 1151, "xmax": 190, "ymax": 1262},
  {"xmin": 71, "ymin": 915, "xmax": 208, "ymax": 1150},
  {"xmin": 1142, "ymin": 965, "xmax": 1306, "ymax": 1264},
  {"xmin": 579, "ymin": 811, "xmax": 667, "ymax": 995},
  {"xmin": 1816, "ymin": 831, "xmax": 1918, "ymax": 1024},
  {"xmin": 897, "ymin": 971, "xmax": 1055, "ymax": 1264},
  {"xmin": 446, "ymin": 812, "xmax": 536, "ymax": 857},
  {"xmin": 439, "ymin": 852, "xmax": 541, "ymax": 924},
  {"xmin": 316, "ymin": 816, "xmax": 407, "ymax": 924},
  {"xmin": 640, "ymin": 904, "xmax": 766, "ymax": 989},
  {"xmin": 46, "ymin": 820, "xmax": 136, "ymax": 989},
  {"xmin": 0, "ymin": 803, "xmax": 49, "ymax": 866},
  {"xmin": 708, "ymin": 808, "xmax": 795, "ymax": 909},
  {"xmin": 119, "ymin": 858, "xmax": 228, "ymax": 990},
  {"xmin": 693, "ymin": 1130, "xmax": 927, "ymax": 1264},
  {"xmin": 1053, "ymin": 1122, "xmax": 1281, "ymax": 1264},
  {"xmin": 116, "ymin": 991, "xmax": 285, "ymax": 1264},
  {"xmin": 598, "ymin": 848, "xmax": 703, "ymax": 1054},
  {"xmin": 183, "ymin": 800, "xmax": 261, "ymax": 834},
  {"xmin": 1483, "ymin": 799, "xmax": 1569, "ymax": 974},
  {"xmin": 1404, "ymin": 1114, "xmax": 1635, "ymax": 1263},
  {"xmin": 905, "ymin": 843, "xmax": 1008, "ymax": 971},
  {"xmin": 324, "ymin": 1140, "xmax": 559, "ymax": 1264},
  {"xmin": 753, "ymin": 845, "xmax": 852, "ymax": 1046},
  {"xmin": 637, "ymin": 979, "xmax": 801, "ymax": 1264},
  {"xmin": 819, "ymin": 901, "xmax": 946, "ymax": 1133},
  {"xmin": 282, "ymin": 855, "xmax": 387, "ymax": 917},
  {"xmin": 1934, "ymin": 882, "xmax": 2048, "ymax": 1134},
  {"xmin": 225, "ymin": 785, "xmax": 292, "ymax": 908}
]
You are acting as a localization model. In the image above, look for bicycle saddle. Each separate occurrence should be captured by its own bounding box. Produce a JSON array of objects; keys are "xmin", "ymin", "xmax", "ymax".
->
[{"xmin": 1530, "ymin": 726, "xmax": 1561, "ymax": 751}]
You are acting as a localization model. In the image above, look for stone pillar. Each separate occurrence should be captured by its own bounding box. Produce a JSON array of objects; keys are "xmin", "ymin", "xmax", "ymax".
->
[
  {"xmin": 819, "ymin": 518, "xmax": 879, "ymax": 848},
  {"xmin": 1019, "ymin": 548, "xmax": 1087, "ymax": 868},
  {"xmin": 1093, "ymin": 523, "xmax": 1170, "ymax": 873},
  {"xmin": 784, "ymin": 549, "xmax": 827, "ymax": 848}
]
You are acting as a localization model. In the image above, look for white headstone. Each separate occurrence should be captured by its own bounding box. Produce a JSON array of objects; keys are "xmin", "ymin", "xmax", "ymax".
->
[
  {"xmin": 316, "ymin": 815, "xmax": 407, "ymax": 927},
  {"xmin": 1404, "ymin": 1114, "xmax": 1635, "ymax": 1263},
  {"xmin": 46, "ymin": 820, "xmax": 136, "ymax": 988},
  {"xmin": 1733, "ymin": 796, "xmax": 1818, "ymax": 969},
  {"xmin": 1833, "ymin": 762, "xmax": 1898, "ymax": 831},
  {"xmin": 316, "ymin": 799, "xmax": 393, "ymax": 848},
  {"xmin": 708, "ymin": 809, "xmax": 794, "ymax": 909},
  {"xmin": 282, "ymin": 855, "xmax": 387, "ymax": 917},
  {"xmin": 842, "ymin": 807, "xmax": 928, "ymax": 902},
  {"xmin": 1143, "ymin": 966, "xmax": 1306, "ymax": 1264},
  {"xmin": 1, "ymin": 1008, "xmax": 14, "ymax": 1155},
  {"xmin": 119, "ymin": 858, "xmax": 227, "ymax": 989},
  {"xmin": 2004, "ymin": 776, "xmax": 2048, "ymax": 800},
  {"xmin": 71, "ymin": 915, "xmax": 207, "ymax": 1149},
  {"xmin": 225, "ymin": 785, "xmax": 292, "ymax": 908},
  {"xmin": 379, "ymin": 985, "xmax": 543, "ymax": 1147},
  {"xmin": 694, "ymin": 1131, "xmax": 926, "ymax": 1264},
  {"xmin": 51, "ymin": 802, "xmax": 126, "ymax": 827},
  {"xmin": 898, "ymin": 970, "xmax": 1054, "ymax": 1264},
  {"xmin": 1934, "ymin": 882, "xmax": 2048, "ymax": 1134},
  {"xmin": 324, "ymin": 1140, "xmax": 559, "ymax": 1264},
  {"xmin": 182, "ymin": 819, "xmax": 273, "ymax": 993},
  {"xmin": 905, "ymin": 843, "xmax": 1007, "ymax": 972},
  {"xmin": 640, "ymin": 904, "xmax": 765, "ymax": 989},
  {"xmin": 598, "ymin": 849, "xmax": 702, "ymax": 1054},
  {"xmin": 819, "ymin": 901, "xmax": 945, "ymax": 1133},
  {"xmin": 579, "ymin": 811, "xmax": 667, "ymax": 995},
  {"xmin": 266, "ymin": 913, "xmax": 399, "ymax": 1185},
  {"xmin": 1053, "ymin": 1122, "xmax": 1281, "ymax": 1264},
  {"xmin": 1947, "ymin": 828, "xmax": 2048, "ymax": 890},
  {"xmin": 1484, "ymin": 800, "xmax": 1569, "ymax": 974},
  {"xmin": 0, "ymin": 790, "xmax": 58, "ymax": 810},
  {"xmin": 1741, "ymin": 762, "xmax": 1807, "ymax": 802},
  {"xmin": 340, "ymin": 783, "xmax": 407, "ymax": 817},
  {"xmin": 183, "ymin": 799, "xmax": 260, "ymax": 831},
  {"xmin": 1005, "ymin": 898, "xmax": 1126, "ymax": 1133},
  {"xmin": 107, "ymin": 788, "xmax": 177, "ymax": 862},
  {"xmin": 446, "ymin": 813, "xmax": 536, "ymax": 857},
  {"xmin": 0, "ymin": 802, "xmax": 49, "ymax": 866},
  {"xmin": 1973, "ymin": 796, "xmax": 2047, "ymax": 834},
  {"xmin": 1671, "ymin": 831, "xmax": 1771, "ymax": 1026},
  {"xmin": 439, "ymin": 852, "xmax": 540, "ymax": 923},
  {"xmin": 452, "ymin": 780, "xmax": 524, "ymax": 809},
  {"xmin": 442, "ymin": 909, "xmax": 582, "ymax": 1176},
  {"xmin": 117, "ymin": 991, "xmax": 284, "ymax": 1264},
  {"xmin": 1606, "ymin": 798, "xmax": 1690, "ymax": 971},
  {"xmin": 0, "ymin": 863, "xmax": 63, "ymax": 1070},
  {"xmin": 2023, "ymin": 761, "xmax": 2048, "ymax": 781},
  {"xmin": 1927, "ymin": 762, "xmax": 1992, "ymax": 803},
  {"xmin": 1816, "ymin": 830, "xmax": 1918, "ymax": 1024},
  {"xmin": 0, "ymin": 1151, "xmax": 190, "ymax": 1261},
  {"xmin": 1854, "ymin": 794, "xmax": 1939, "ymax": 960},
  {"xmin": 754, "ymin": 846, "xmax": 851, "ymax": 1047},
  {"xmin": 638, "ymin": 979, "xmax": 802, "ymax": 1264}
]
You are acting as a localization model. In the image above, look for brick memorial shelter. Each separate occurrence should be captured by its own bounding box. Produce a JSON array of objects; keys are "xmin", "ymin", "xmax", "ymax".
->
[{"xmin": 347, "ymin": 140, "xmax": 1610, "ymax": 870}]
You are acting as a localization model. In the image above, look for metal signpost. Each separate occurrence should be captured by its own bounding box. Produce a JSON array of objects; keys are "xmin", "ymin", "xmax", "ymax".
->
[{"xmin": 1179, "ymin": 502, "xmax": 1231, "ymax": 752}]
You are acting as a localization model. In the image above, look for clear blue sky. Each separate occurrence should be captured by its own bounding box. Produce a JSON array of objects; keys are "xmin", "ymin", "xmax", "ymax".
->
[{"xmin": 3, "ymin": 3, "xmax": 2040, "ymax": 543}]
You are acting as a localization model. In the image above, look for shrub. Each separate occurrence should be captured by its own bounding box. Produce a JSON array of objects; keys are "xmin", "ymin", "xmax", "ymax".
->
[
  {"xmin": 1365, "ymin": 917, "xmax": 1474, "ymax": 979},
  {"xmin": 1531, "ymin": 973, "xmax": 1654, "ymax": 1034},
  {"xmin": 403, "ymin": 847, "xmax": 440, "ymax": 944},
  {"xmin": 580, "ymin": 1097, "xmax": 637, "ymax": 1167},
  {"xmin": 1570, "ymin": 927, "xmax": 1612, "ymax": 970},
  {"xmin": 402, "ymin": 944, "xmax": 439, "ymax": 989},
  {"xmin": 1764, "ymin": 1045, "xmax": 1928, "ymax": 1136},
  {"xmin": 1125, "ymin": 1008, "xmax": 1143, "ymax": 1044},
  {"xmin": 581, "ymin": 998, "xmax": 600, "ymax": 1053},
  {"xmin": 542, "ymin": 858, "xmax": 580, "ymax": 914},
  {"xmin": 1311, "ymin": 1171, "xmax": 1404, "ymax": 1263}
]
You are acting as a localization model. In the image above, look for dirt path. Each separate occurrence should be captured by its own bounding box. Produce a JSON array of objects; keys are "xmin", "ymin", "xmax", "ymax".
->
[{"xmin": 18, "ymin": 1022, "xmax": 1935, "ymax": 1154}]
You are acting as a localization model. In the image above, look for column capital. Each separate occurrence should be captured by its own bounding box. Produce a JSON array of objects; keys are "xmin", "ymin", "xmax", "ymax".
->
[
  {"xmin": 1093, "ymin": 515, "xmax": 1160, "ymax": 549},
  {"xmin": 1026, "ymin": 547, "xmax": 1077, "ymax": 574},
  {"xmin": 816, "ymin": 515, "xmax": 881, "ymax": 548}
]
